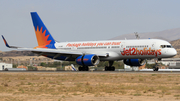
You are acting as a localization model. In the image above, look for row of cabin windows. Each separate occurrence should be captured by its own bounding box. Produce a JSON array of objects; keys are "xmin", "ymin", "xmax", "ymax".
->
[
  {"xmin": 126, "ymin": 45, "xmax": 148, "ymax": 48},
  {"xmin": 58, "ymin": 46, "xmax": 120, "ymax": 50},
  {"xmin": 77, "ymin": 47, "xmax": 107, "ymax": 49}
]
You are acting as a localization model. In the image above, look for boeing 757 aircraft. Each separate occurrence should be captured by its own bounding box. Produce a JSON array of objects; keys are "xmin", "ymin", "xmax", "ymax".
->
[{"xmin": 2, "ymin": 12, "xmax": 177, "ymax": 71}]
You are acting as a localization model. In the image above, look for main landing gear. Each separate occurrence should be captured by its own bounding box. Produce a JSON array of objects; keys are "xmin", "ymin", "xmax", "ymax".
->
[
  {"xmin": 78, "ymin": 61, "xmax": 116, "ymax": 71},
  {"xmin": 78, "ymin": 66, "xmax": 89, "ymax": 71},
  {"xmin": 105, "ymin": 61, "xmax": 115, "ymax": 71}
]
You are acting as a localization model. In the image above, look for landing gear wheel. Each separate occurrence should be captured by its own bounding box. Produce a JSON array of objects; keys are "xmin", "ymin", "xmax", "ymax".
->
[
  {"xmin": 153, "ymin": 67, "xmax": 159, "ymax": 71},
  {"xmin": 85, "ymin": 66, "xmax": 89, "ymax": 71},
  {"xmin": 104, "ymin": 61, "xmax": 116, "ymax": 71},
  {"xmin": 104, "ymin": 66, "xmax": 115, "ymax": 71},
  {"xmin": 153, "ymin": 68, "xmax": 156, "ymax": 71},
  {"xmin": 78, "ymin": 66, "xmax": 82, "ymax": 71},
  {"xmin": 156, "ymin": 67, "xmax": 159, "ymax": 71},
  {"xmin": 153, "ymin": 58, "xmax": 159, "ymax": 71},
  {"xmin": 105, "ymin": 66, "xmax": 108, "ymax": 71},
  {"xmin": 111, "ymin": 66, "xmax": 115, "ymax": 71},
  {"xmin": 78, "ymin": 66, "xmax": 89, "ymax": 71}
]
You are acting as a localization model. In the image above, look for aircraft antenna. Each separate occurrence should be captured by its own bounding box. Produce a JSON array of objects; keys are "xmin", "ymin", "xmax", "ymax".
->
[{"xmin": 134, "ymin": 32, "xmax": 140, "ymax": 39}]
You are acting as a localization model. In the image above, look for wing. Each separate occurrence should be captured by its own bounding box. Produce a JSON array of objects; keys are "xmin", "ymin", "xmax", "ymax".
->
[
  {"xmin": 2, "ymin": 35, "xmax": 108, "ymax": 60},
  {"xmin": 21, "ymin": 48, "xmax": 83, "ymax": 60}
]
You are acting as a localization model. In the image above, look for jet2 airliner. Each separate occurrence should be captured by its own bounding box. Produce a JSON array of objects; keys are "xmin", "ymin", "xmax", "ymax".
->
[{"xmin": 2, "ymin": 12, "xmax": 177, "ymax": 71}]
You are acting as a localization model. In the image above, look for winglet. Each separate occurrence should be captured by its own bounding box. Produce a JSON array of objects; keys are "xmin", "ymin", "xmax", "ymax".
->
[
  {"xmin": 2, "ymin": 35, "xmax": 10, "ymax": 48},
  {"xmin": 2, "ymin": 35, "xmax": 19, "ymax": 48}
]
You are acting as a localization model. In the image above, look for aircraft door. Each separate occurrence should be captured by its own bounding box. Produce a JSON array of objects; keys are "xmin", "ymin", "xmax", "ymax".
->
[{"xmin": 120, "ymin": 42, "xmax": 125, "ymax": 52}]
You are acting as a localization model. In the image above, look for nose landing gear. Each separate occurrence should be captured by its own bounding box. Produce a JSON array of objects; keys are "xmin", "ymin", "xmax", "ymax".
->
[
  {"xmin": 153, "ymin": 66, "xmax": 159, "ymax": 71},
  {"xmin": 153, "ymin": 59, "xmax": 160, "ymax": 71}
]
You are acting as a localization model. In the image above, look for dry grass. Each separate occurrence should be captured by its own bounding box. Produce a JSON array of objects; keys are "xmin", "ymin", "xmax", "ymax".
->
[{"xmin": 0, "ymin": 72, "xmax": 179, "ymax": 101}]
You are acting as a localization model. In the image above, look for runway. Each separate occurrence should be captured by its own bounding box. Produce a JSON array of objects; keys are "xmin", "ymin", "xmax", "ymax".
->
[{"xmin": 0, "ymin": 70, "xmax": 180, "ymax": 74}]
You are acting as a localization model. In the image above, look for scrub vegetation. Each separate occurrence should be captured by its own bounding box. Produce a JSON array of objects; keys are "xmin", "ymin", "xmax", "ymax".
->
[
  {"xmin": 0, "ymin": 72, "xmax": 179, "ymax": 101},
  {"xmin": 39, "ymin": 61, "xmax": 125, "ymax": 69}
]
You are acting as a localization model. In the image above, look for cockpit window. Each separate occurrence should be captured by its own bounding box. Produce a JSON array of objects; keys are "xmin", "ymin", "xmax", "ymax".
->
[{"xmin": 160, "ymin": 45, "xmax": 173, "ymax": 48}]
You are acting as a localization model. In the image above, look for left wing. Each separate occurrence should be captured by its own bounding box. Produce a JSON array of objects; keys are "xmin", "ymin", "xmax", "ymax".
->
[
  {"xmin": 2, "ymin": 35, "xmax": 108, "ymax": 60},
  {"xmin": 2, "ymin": 35, "xmax": 20, "ymax": 48}
]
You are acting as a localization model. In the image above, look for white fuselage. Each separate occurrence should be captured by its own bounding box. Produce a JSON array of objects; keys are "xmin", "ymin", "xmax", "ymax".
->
[{"xmin": 54, "ymin": 39, "xmax": 177, "ymax": 61}]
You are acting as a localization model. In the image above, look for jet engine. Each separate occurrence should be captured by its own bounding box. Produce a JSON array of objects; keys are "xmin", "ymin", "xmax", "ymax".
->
[
  {"xmin": 123, "ymin": 59, "xmax": 146, "ymax": 66},
  {"xmin": 76, "ymin": 54, "xmax": 100, "ymax": 66}
]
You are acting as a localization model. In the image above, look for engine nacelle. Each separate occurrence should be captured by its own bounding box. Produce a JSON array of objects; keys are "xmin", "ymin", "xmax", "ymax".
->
[
  {"xmin": 123, "ymin": 59, "xmax": 146, "ymax": 66},
  {"xmin": 76, "ymin": 54, "xmax": 100, "ymax": 66}
]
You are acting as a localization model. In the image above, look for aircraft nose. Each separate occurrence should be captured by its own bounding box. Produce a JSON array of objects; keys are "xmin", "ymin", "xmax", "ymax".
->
[{"xmin": 171, "ymin": 48, "xmax": 177, "ymax": 56}]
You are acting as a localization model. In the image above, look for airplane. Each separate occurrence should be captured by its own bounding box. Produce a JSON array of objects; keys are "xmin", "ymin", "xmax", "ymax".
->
[{"xmin": 2, "ymin": 12, "xmax": 177, "ymax": 71}]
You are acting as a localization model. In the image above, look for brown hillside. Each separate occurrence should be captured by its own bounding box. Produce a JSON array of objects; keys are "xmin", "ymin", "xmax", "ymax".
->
[
  {"xmin": 170, "ymin": 39, "xmax": 180, "ymax": 58},
  {"xmin": 111, "ymin": 28, "xmax": 180, "ymax": 42},
  {"xmin": 170, "ymin": 39, "xmax": 180, "ymax": 49},
  {"xmin": 0, "ymin": 51, "xmax": 36, "ymax": 57}
]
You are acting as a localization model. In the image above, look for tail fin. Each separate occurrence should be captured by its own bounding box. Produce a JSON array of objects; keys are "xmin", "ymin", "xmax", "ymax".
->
[{"xmin": 31, "ymin": 12, "xmax": 56, "ymax": 49}]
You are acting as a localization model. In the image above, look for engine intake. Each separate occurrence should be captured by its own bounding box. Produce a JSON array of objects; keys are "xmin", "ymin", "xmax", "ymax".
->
[
  {"xmin": 76, "ymin": 54, "xmax": 100, "ymax": 66},
  {"xmin": 123, "ymin": 59, "xmax": 146, "ymax": 66}
]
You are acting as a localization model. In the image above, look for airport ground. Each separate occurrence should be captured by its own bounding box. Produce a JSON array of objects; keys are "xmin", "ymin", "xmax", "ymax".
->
[{"xmin": 0, "ymin": 72, "xmax": 180, "ymax": 101}]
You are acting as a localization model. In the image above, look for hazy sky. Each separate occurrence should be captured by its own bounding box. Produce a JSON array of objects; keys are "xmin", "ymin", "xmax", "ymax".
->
[{"xmin": 0, "ymin": 0, "xmax": 180, "ymax": 51}]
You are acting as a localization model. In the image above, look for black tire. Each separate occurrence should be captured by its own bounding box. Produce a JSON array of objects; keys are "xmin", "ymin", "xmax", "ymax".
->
[
  {"xmin": 110, "ymin": 66, "xmax": 113, "ymax": 71},
  {"xmin": 156, "ymin": 68, "xmax": 159, "ymax": 71},
  {"xmin": 112, "ymin": 66, "xmax": 115, "ymax": 71},
  {"xmin": 153, "ymin": 66, "xmax": 156, "ymax": 71},
  {"xmin": 105, "ymin": 66, "xmax": 108, "ymax": 71},
  {"xmin": 82, "ymin": 67, "xmax": 85, "ymax": 71},
  {"xmin": 78, "ymin": 66, "xmax": 82, "ymax": 71},
  {"xmin": 4, "ymin": 68, "xmax": 8, "ymax": 71},
  {"xmin": 153, "ymin": 67, "xmax": 158, "ymax": 71},
  {"xmin": 85, "ymin": 66, "xmax": 89, "ymax": 71}
]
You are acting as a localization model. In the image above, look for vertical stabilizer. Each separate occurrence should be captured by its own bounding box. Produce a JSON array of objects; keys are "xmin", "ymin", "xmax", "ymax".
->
[{"xmin": 31, "ymin": 12, "xmax": 56, "ymax": 49}]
